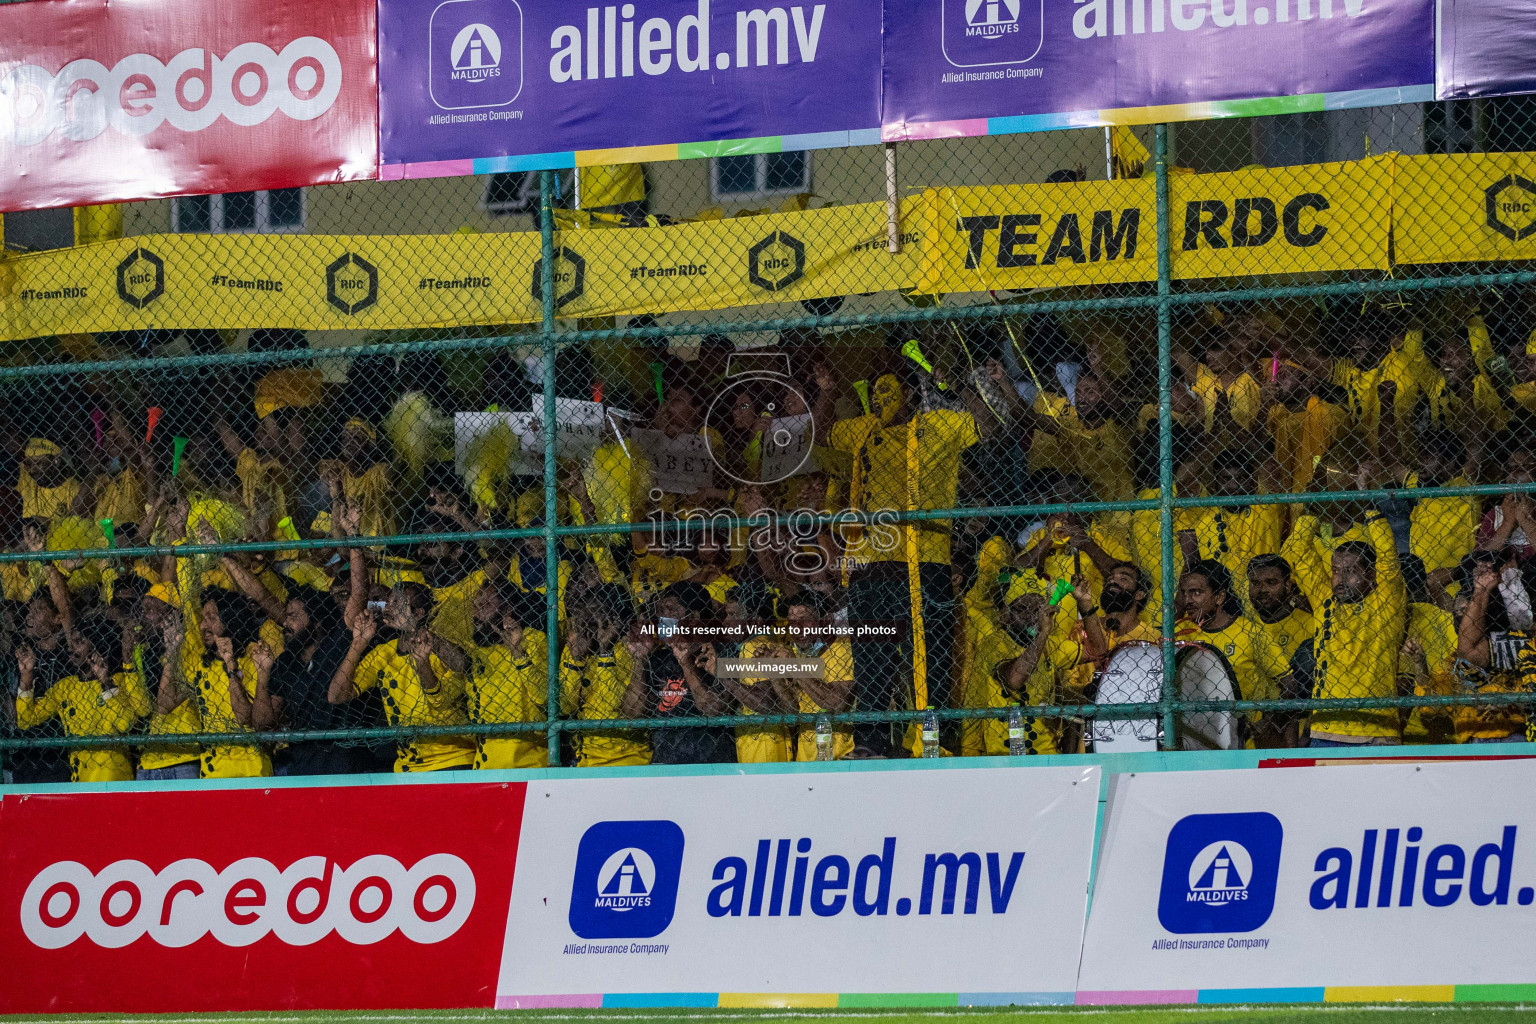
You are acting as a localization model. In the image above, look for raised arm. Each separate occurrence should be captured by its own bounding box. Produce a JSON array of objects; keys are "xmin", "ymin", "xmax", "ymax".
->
[{"xmin": 329, "ymin": 613, "xmax": 377, "ymax": 704}]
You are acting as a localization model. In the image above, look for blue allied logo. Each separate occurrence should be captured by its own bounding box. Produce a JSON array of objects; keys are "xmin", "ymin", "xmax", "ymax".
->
[
  {"xmin": 569, "ymin": 820, "xmax": 685, "ymax": 939},
  {"xmin": 1158, "ymin": 812, "xmax": 1283, "ymax": 934},
  {"xmin": 941, "ymin": 0, "xmax": 1041, "ymax": 68},
  {"xmin": 429, "ymin": 0, "xmax": 523, "ymax": 110}
]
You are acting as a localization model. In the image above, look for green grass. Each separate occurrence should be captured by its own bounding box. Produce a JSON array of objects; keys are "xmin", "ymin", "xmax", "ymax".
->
[{"xmin": 6, "ymin": 1006, "xmax": 1536, "ymax": 1024}]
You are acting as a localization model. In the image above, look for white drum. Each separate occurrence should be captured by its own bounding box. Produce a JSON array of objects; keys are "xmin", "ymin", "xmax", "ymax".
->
[
  {"xmin": 1175, "ymin": 641, "xmax": 1241, "ymax": 751},
  {"xmin": 1089, "ymin": 640, "xmax": 1162, "ymax": 753}
]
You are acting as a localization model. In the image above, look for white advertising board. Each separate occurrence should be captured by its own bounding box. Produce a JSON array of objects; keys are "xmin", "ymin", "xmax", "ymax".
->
[
  {"xmin": 1079, "ymin": 760, "xmax": 1536, "ymax": 994},
  {"xmin": 496, "ymin": 765, "xmax": 1100, "ymax": 1003}
]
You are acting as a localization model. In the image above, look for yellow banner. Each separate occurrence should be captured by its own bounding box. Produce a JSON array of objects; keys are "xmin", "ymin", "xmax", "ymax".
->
[
  {"xmin": 1394, "ymin": 152, "xmax": 1536, "ymax": 265},
  {"xmin": 0, "ymin": 232, "xmax": 546, "ymax": 342},
  {"xmin": 1170, "ymin": 156, "xmax": 1393, "ymax": 280},
  {"xmin": 5, "ymin": 152, "xmax": 1531, "ymax": 343},
  {"xmin": 917, "ymin": 178, "xmax": 1157, "ymax": 294},
  {"xmin": 553, "ymin": 200, "xmax": 927, "ymax": 319}
]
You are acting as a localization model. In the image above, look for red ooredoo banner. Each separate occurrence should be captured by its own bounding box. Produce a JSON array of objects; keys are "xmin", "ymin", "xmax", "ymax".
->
[
  {"xmin": 0, "ymin": 782, "xmax": 524, "ymax": 1013},
  {"xmin": 0, "ymin": 0, "xmax": 377, "ymax": 213}
]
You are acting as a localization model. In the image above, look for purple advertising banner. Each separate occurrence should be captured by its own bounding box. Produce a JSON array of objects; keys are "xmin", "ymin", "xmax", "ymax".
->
[
  {"xmin": 1438, "ymin": 0, "xmax": 1536, "ymax": 100},
  {"xmin": 378, "ymin": 0, "xmax": 882, "ymax": 178},
  {"xmin": 881, "ymin": 0, "xmax": 1436, "ymax": 141}
]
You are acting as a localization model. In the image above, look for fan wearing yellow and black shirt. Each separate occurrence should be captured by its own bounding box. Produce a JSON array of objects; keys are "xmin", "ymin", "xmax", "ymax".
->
[
  {"xmin": 993, "ymin": 571, "xmax": 1091, "ymax": 756},
  {"xmin": 135, "ymin": 587, "xmax": 203, "ymax": 780},
  {"xmin": 190, "ymin": 589, "xmax": 280, "ymax": 778},
  {"xmin": 827, "ymin": 351, "xmax": 993, "ymax": 755},
  {"xmin": 1454, "ymin": 556, "xmax": 1534, "ymax": 744},
  {"xmin": 1283, "ymin": 508, "xmax": 1408, "ymax": 746},
  {"xmin": 1245, "ymin": 555, "xmax": 1315, "ymax": 664},
  {"xmin": 15, "ymin": 620, "xmax": 152, "ymax": 782},
  {"xmin": 783, "ymin": 592, "xmax": 855, "ymax": 761},
  {"xmin": 329, "ymin": 580, "xmax": 475, "ymax": 772},
  {"xmin": 1185, "ymin": 451, "xmax": 1283, "ymax": 616},
  {"xmin": 560, "ymin": 585, "xmax": 651, "ymax": 767},
  {"xmin": 465, "ymin": 582, "xmax": 552, "ymax": 769},
  {"xmin": 1176, "ymin": 560, "xmax": 1294, "ymax": 747}
]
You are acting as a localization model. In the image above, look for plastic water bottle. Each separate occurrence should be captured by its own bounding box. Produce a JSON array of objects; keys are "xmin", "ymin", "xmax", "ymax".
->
[
  {"xmin": 921, "ymin": 709, "xmax": 940, "ymax": 758},
  {"xmin": 1007, "ymin": 703, "xmax": 1026, "ymax": 756},
  {"xmin": 815, "ymin": 715, "xmax": 834, "ymax": 761}
]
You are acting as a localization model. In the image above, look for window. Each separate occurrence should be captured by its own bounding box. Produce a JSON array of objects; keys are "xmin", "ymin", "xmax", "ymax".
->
[
  {"xmin": 173, "ymin": 189, "xmax": 305, "ymax": 233},
  {"xmin": 1424, "ymin": 101, "xmax": 1478, "ymax": 155},
  {"xmin": 711, "ymin": 152, "xmax": 810, "ymax": 200},
  {"xmin": 482, "ymin": 170, "xmax": 575, "ymax": 216}
]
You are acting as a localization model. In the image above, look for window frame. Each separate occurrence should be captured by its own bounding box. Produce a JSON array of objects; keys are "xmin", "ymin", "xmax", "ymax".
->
[
  {"xmin": 710, "ymin": 151, "xmax": 812, "ymax": 201},
  {"xmin": 172, "ymin": 189, "xmax": 306, "ymax": 234}
]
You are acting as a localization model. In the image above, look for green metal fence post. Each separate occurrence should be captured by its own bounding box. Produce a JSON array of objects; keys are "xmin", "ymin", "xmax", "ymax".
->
[
  {"xmin": 1154, "ymin": 123, "xmax": 1178, "ymax": 748},
  {"xmin": 540, "ymin": 170, "xmax": 562, "ymax": 766}
]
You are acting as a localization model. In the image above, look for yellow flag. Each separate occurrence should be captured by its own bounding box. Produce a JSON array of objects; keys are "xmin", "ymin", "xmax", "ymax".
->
[{"xmin": 1110, "ymin": 126, "xmax": 1151, "ymax": 180}]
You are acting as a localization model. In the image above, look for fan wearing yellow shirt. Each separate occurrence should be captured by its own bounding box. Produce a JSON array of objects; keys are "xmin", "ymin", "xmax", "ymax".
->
[
  {"xmin": 1187, "ymin": 337, "xmax": 1264, "ymax": 433},
  {"xmin": 561, "ymin": 586, "xmax": 651, "ymax": 767},
  {"xmin": 994, "ymin": 571, "xmax": 1090, "ymax": 756},
  {"xmin": 1283, "ymin": 509, "xmax": 1408, "ymax": 746},
  {"xmin": 1176, "ymin": 560, "xmax": 1295, "ymax": 747},
  {"xmin": 1416, "ymin": 339, "xmax": 1512, "ymax": 441},
  {"xmin": 319, "ymin": 420, "xmax": 396, "ymax": 538},
  {"xmin": 1245, "ymin": 555, "xmax": 1315, "ymax": 664},
  {"xmin": 1020, "ymin": 473, "xmax": 1134, "ymax": 621},
  {"xmin": 214, "ymin": 412, "xmax": 296, "ymax": 528},
  {"xmin": 1402, "ymin": 430, "xmax": 1479, "ymax": 599},
  {"xmin": 15, "ymin": 620, "xmax": 152, "ymax": 782},
  {"xmin": 1184, "ymin": 451, "xmax": 1282, "ymax": 615},
  {"xmin": 466, "ymin": 583, "xmax": 552, "ymax": 769},
  {"xmin": 781, "ymin": 592, "xmax": 855, "ymax": 761},
  {"xmin": 719, "ymin": 632, "xmax": 795, "ymax": 763},
  {"xmin": 329, "ymin": 583, "xmax": 475, "ymax": 772},
  {"xmin": 18, "ymin": 438, "xmax": 82, "ymax": 522},
  {"xmin": 829, "ymin": 356, "xmax": 987, "ymax": 755},
  {"xmin": 136, "ymin": 589, "xmax": 203, "ymax": 780},
  {"xmin": 1079, "ymin": 562, "xmax": 1158, "ymax": 659},
  {"xmin": 191, "ymin": 590, "xmax": 280, "ymax": 778},
  {"xmin": 1396, "ymin": 554, "xmax": 1460, "ymax": 745},
  {"xmin": 1324, "ymin": 320, "xmax": 1428, "ymax": 457},
  {"xmin": 1026, "ymin": 372, "xmax": 1137, "ymax": 504},
  {"xmin": 1265, "ymin": 365, "xmax": 1353, "ymax": 492}
]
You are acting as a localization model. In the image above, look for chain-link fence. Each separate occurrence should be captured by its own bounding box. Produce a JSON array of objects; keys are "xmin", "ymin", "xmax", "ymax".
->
[{"xmin": 4, "ymin": 98, "xmax": 1536, "ymax": 780}]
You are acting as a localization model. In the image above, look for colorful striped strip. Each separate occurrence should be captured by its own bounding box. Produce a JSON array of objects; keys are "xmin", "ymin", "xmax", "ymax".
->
[
  {"xmin": 1077, "ymin": 990, "xmax": 1197, "ymax": 1005},
  {"xmin": 883, "ymin": 84, "xmax": 1436, "ymax": 145},
  {"xmin": 1326, "ymin": 986, "xmax": 1457, "ymax": 1003},
  {"xmin": 499, "ymin": 987, "xmax": 1529, "ymax": 1008}
]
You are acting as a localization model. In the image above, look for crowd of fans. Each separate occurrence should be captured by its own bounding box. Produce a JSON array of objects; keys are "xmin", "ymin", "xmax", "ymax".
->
[{"xmin": 4, "ymin": 297, "xmax": 1536, "ymax": 782}]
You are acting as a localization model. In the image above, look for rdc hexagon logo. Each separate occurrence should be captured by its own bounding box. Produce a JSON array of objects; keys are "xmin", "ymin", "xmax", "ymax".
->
[
  {"xmin": 326, "ymin": 253, "xmax": 378, "ymax": 314},
  {"xmin": 748, "ymin": 231, "xmax": 806, "ymax": 292},
  {"xmin": 1486, "ymin": 175, "xmax": 1536, "ymax": 242},
  {"xmin": 116, "ymin": 247, "xmax": 164, "ymax": 309},
  {"xmin": 530, "ymin": 246, "xmax": 586, "ymax": 308}
]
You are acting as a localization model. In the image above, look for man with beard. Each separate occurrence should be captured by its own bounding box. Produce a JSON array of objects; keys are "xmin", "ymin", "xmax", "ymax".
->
[
  {"xmin": 1245, "ymin": 554, "xmax": 1315, "ymax": 665},
  {"xmin": 8, "ymin": 593, "xmax": 73, "ymax": 783},
  {"xmin": 329, "ymin": 543, "xmax": 475, "ymax": 772},
  {"xmin": 1283, "ymin": 508, "xmax": 1408, "ymax": 746},
  {"xmin": 268, "ymin": 588, "xmax": 377, "ymax": 775},
  {"xmin": 1080, "ymin": 561, "xmax": 1157, "ymax": 658}
]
